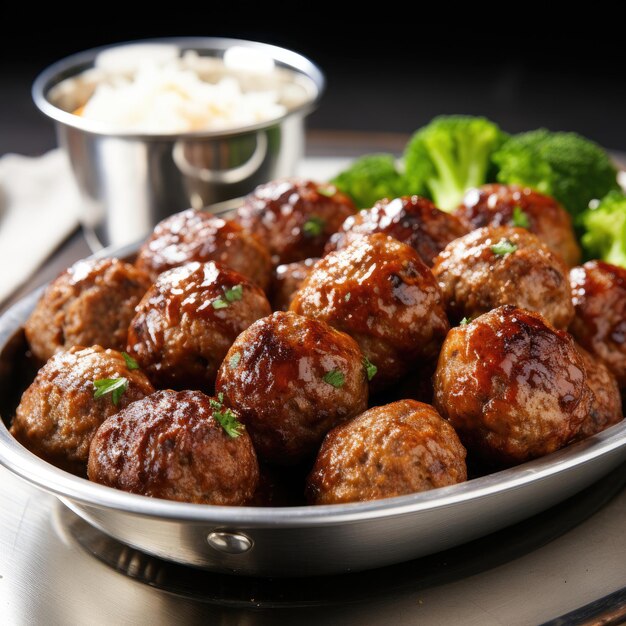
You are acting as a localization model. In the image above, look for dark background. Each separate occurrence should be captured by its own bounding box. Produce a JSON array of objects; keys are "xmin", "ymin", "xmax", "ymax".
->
[{"xmin": 2, "ymin": 16, "xmax": 625, "ymax": 156}]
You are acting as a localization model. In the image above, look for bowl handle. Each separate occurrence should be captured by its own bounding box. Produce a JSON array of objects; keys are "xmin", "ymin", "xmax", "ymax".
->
[{"xmin": 172, "ymin": 132, "xmax": 268, "ymax": 185}]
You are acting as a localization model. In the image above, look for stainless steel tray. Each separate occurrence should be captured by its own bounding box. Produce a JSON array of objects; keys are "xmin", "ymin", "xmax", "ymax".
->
[{"xmin": 1, "ymin": 245, "xmax": 625, "ymax": 577}]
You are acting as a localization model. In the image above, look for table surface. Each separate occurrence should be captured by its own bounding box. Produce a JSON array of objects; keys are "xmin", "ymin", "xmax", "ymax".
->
[{"xmin": 1, "ymin": 137, "xmax": 626, "ymax": 624}]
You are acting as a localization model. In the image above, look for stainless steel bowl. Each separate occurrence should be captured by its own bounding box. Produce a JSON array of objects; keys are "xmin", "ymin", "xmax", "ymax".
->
[
  {"xmin": 32, "ymin": 37, "xmax": 324, "ymax": 249},
  {"xmin": 1, "ymin": 245, "xmax": 626, "ymax": 577}
]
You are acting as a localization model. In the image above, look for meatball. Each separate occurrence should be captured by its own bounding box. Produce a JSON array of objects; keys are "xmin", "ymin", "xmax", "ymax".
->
[
  {"xmin": 570, "ymin": 261, "xmax": 626, "ymax": 388},
  {"xmin": 290, "ymin": 233, "xmax": 449, "ymax": 389},
  {"xmin": 432, "ymin": 226, "xmax": 574, "ymax": 329},
  {"xmin": 271, "ymin": 258, "xmax": 318, "ymax": 311},
  {"xmin": 88, "ymin": 390, "xmax": 259, "ymax": 505},
  {"xmin": 216, "ymin": 311, "xmax": 368, "ymax": 465},
  {"xmin": 128, "ymin": 261, "xmax": 271, "ymax": 392},
  {"xmin": 306, "ymin": 400, "xmax": 467, "ymax": 505},
  {"xmin": 326, "ymin": 195, "xmax": 469, "ymax": 266},
  {"xmin": 433, "ymin": 306, "xmax": 593, "ymax": 466},
  {"xmin": 10, "ymin": 346, "xmax": 154, "ymax": 475},
  {"xmin": 25, "ymin": 258, "xmax": 151, "ymax": 363},
  {"xmin": 456, "ymin": 184, "xmax": 581, "ymax": 266},
  {"xmin": 135, "ymin": 209, "xmax": 271, "ymax": 290},
  {"xmin": 235, "ymin": 179, "xmax": 356, "ymax": 264},
  {"xmin": 573, "ymin": 345, "xmax": 622, "ymax": 441}
]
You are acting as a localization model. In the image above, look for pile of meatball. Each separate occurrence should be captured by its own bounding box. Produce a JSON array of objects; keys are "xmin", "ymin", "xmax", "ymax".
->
[{"xmin": 10, "ymin": 179, "xmax": 625, "ymax": 507}]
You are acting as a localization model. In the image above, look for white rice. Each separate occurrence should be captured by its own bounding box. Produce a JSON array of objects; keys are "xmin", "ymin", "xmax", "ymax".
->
[{"xmin": 78, "ymin": 47, "xmax": 288, "ymax": 133}]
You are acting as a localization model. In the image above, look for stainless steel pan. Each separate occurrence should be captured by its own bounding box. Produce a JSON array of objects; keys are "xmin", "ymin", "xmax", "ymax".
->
[{"xmin": 1, "ymin": 244, "xmax": 625, "ymax": 577}]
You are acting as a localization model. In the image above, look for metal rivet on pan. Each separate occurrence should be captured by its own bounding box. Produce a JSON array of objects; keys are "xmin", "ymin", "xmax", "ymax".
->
[{"xmin": 206, "ymin": 531, "xmax": 253, "ymax": 554}]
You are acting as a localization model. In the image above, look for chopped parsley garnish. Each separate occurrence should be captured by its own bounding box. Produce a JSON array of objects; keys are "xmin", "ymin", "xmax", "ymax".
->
[
  {"xmin": 209, "ymin": 392, "xmax": 244, "ymax": 438},
  {"xmin": 511, "ymin": 206, "xmax": 530, "ymax": 229},
  {"xmin": 224, "ymin": 284, "xmax": 243, "ymax": 302},
  {"xmin": 302, "ymin": 216, "xmax": 326, "ymax": 238},
  {"xmin": 212, "ymin": 298, "xmax": 229, "ymax": 309},
  {"xmin": 211, "ymin": 284, "xmax": 244, "ymax": 309},
  {"xmin": 323, "ymin": 369, "xmax": 345, "ymax": 388},
  {"xmin": 93, "ymin": 377, "xmax": 128, "ymax": 406},
  {"xmin": 490, "ymin": 239, "xmax": 518, "ymax": 256},
  {"xmin": 460, "ymin": 317, "xmax": 471, "ymax": 326},
  {"xmin": 229, "ymin": 352, "xmax": 241, "ymax": 369},
  {"xmin": 122, "ymin": 352, "xmax": 139, "ymax": 370},
  {"xmin": 363, "ymin": 357, "xmax": 377, "ymax": 381},
  {"xmin": 317, "ymin": 185, "xmax": 336, "ymax": 197},
  {"xmin": 344, "ymin": 292, "xmax": 351, "ymax": 302}
]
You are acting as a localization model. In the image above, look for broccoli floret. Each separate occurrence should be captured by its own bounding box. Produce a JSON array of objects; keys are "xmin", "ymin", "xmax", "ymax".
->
[
  {"xmin": 403, "ymin": 115, "xmax": 508, "ymax": 212},
  {"xmin": 493, "ymin": 129, "xmax": 619, "ymax": 217},
  {"xmin": 581, "ymin": 190, "xmax": 626, "ymax": 267},
  {"xmin": 331, "ymin": 154, "xmax": 405, "ymax": 209}
]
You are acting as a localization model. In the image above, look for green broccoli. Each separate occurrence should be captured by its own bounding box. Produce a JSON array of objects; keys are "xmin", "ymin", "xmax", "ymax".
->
[
  {"xmin": 331, "ymin": 154, "xmax": 405, "ymax": 209},
  {"xmin": 580, "ymin": 190, "xmax": 626, "ymax": 267},
  {"xmin": 492, "ymin": 129, "xmax": 619, "ymax": 217},
  {"xmin": 403, "ymin": 115, "xmax": 508, "ymax": 212}
]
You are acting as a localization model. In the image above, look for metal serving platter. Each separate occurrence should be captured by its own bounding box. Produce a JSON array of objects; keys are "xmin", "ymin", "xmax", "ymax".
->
[{"xmin": 0, "ymin": 242, "xmax": 625, "ymax": 577}]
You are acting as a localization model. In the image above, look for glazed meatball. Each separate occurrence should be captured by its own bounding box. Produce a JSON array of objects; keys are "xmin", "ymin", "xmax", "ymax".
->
[
  {"xmin": 306, "ymin": 400, "xmax": 467, "ymax": 505},
  {"xmin": 570, "ymin": 261, "xmax": 626, "ymax": 388},
  {"xmin": 456, "ymin": 184, "xmax": 581, "ymax": 266},
  {"xmin": 290, "ymin": 233, "xmax": 449, "ymax": 389},
  {"xmin": 25, "ymin": 258, "xmax": 151, "ymax": 363},
  {"xmin": 573, "ymin": 345, "xmax": 622, "ymax": 441},
  {"xmin": 88, "ymin": 390, "xmax": 259, "ymax": 505},
  {"xmin": 135, "ymin": 209, "xmax": 271, "ymax": 290},
  {"xmin": 326, "ymin": 195, "xmax": 469, "ymax": 266},
  {"xmin": 271, "ymin": 258, "xmax": 318, "ymax": 311},
  {"xmin": 235, "ymin": 179, "xmax": 356, "ymax": 264},
  {"xmin": 432, "ymin": 226, "xmax": 574, "ymax": 329},
  {"xmin": 10, "ymin": 346, "xmax": 154, "ymax": 475},
  {"xmin": 216, "ymin": 311, "xmax": 368, "ymax": 465},
  {"xmin": 128, "ymin": 262, "xmax": 271, "ymax": 392},
  {"xmin": 433, "ymin": 306, "xmax": 593, "ymax": 466}
]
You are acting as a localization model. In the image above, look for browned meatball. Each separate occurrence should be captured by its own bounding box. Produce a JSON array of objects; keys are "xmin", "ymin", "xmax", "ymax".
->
[
  {"xmin": 235, "ymin": 179, "xmax": 356, "ymax": 264},
  {"xmin": 88, "ymin": 390, "xmax": 258, "ymax": 505},
  {"xmin": 128, "ymin": 262, "xmax": 271, "ymax": 392},
  {"xmin": 570, "ymin": 261, "xmax": 626, "ymax": 389},
  {"xmin": 24, "ymin": 258, "xmax": 151, "ymax": 363},
  {"xmin": 432, "ymin": 226, "xmax": 574, "ymax": 329},
  {"xmin": 306, "ymin": 400, "xmax": 467, "ymax": 505},
  {"xmin": 456, "ymin": 184, "xmax": 581, "ymax": 266},
  {"xmin": 433, "ymin": 306, "xmax": 593, "ymax": 466},
  {"xmin": 573, "ymin": 345, "xmax": 623, "ymax": 441},
  {"xmin": 290, "ymin": 233, "xmax": 449, "ymax": 389},
  {"xmin": 216, "ymin": 311, "xmax": 368, "ymax": 465},
  {"xmin": 271, "ymin": 258, "xmax": 318, "ymax": 311},
  {"xmin": 10, "ymin": 346, "xmax": 154, "ymax": 475},
  {"xmin": 326, "ymin": 195, "xmax": 469, "ymax": 266},
  {"xmin": 135, "ymin": 209, "xmax": 272, "ymax": 290}
]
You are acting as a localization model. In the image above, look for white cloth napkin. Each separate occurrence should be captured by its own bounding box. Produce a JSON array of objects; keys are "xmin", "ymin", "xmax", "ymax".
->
[
  {"xmin": 0, "ymin": 150, "xmax": 351, "ymax": 304},
  {"xmin": 0, "ymin": 150, "xmax": 81, "ymax": 303}
]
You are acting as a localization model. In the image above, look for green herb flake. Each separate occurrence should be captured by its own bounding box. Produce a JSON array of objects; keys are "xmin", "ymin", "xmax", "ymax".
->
[
  {"xmin": 511, "ymin": 206, "xmax": 530, "ymax": 229},
  {"xmin": 317, "ymin": 185, "xmax": 336, "ymax": 198},
  {"xmin": 302, "ymin": 216, "xmax": 326, "ymax": 238},
  {"xmin": 490, "ymin": 239, "xmax": 518, "ymax": 256},
  {"xmin": 93, "ymin": 377, "xmax": 128, "ymax": 406},
  {"xmin": 212, "ymin": 297, "xmax": 229, "ymax": 310},
  {"xmin": 224, "ymin": 284, "xmax": 243, "ymax": 303},
  {"xmin": 460, "ymin": 317, "xmax": 471, "ymax": 326},
  {"xmin": 122, "ymin": 352, "xmax": 140, "ymax": 370},
  {"xmin": 363, "ymin": 357, "xmax": 377, "ymax": 381},
  {"xmin": 323, "ymin": 369, "xmax": 345, "ymax": 388},
  {"xmin": 209, "ymin": 393, "xmax": 244, "ymax": 438},
  {"xmin": 229, "ymin": 352, "xmax": 241, "ymax": 369},
  {"xmin": 344, "ymin": 292, "xmax": 351, "ymax": 302}
]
